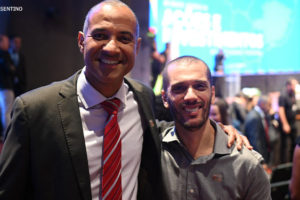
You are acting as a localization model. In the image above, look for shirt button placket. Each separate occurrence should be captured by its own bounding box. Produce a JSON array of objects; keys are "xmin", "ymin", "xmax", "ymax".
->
[{"xmin": 187, "ymin": 165, "xmax": 197, "ymax": 200}]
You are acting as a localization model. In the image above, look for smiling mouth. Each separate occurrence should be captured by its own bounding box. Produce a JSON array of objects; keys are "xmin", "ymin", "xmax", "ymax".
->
[
  {"xmin": 99, "ymin": 58, "xmax": 121, "ymax": 65},
  {"xmin": 185, "ymin": 107, "xmax": 198, "ymax": 113},
  {"xmin": 182, "ymin": 102, "xmax": 203, "ymax": 113}
]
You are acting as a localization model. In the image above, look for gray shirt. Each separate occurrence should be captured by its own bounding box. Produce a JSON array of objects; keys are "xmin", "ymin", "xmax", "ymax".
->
[{"xmin": 161, "ymin": 120, "xmax": 271, "ymax": 200}]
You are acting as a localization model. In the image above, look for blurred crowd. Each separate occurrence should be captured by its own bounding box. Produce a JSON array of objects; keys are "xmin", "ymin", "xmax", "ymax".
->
[
  {"xmin": 0, "ymin": 34, "xmax": 26, "ymax": 140},
  {"xmin": 210, "ymin": 78, "xmax": 299, "ymax": 173}
]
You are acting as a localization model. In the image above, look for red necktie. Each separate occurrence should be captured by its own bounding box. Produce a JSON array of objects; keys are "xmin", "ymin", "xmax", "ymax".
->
[{"xmin": 101, "ymin": 98, "xmax": 122, "ymax": 200}]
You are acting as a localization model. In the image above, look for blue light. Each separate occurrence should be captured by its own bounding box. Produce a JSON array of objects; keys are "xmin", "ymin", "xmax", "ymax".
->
[{"xmin": 149, "ymin": 0, "xmax": 300, "ymax": 75}]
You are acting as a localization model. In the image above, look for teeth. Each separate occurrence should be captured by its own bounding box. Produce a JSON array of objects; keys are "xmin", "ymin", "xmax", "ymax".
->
[
  {"xmin": 185, "ymin": 108, "xmax": 198, "ymax": 112},
  {"xmin": 101, "ymin": 59, "xmax": 119, "ymax": 64}
]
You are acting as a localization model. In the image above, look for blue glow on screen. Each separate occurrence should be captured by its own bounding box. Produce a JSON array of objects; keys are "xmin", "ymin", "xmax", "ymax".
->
[{"xmin": 149, "ymin": 0, "xmax": 300, "ymax": 75}]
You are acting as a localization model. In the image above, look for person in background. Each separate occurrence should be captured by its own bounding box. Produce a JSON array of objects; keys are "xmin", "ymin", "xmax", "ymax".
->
[
  {"xmin": 9, "ymin": 36, "xmax": 27, "ymax": 97},
  {"xmin": 0, "ymin": 34, "xmax": 15, "ymax": 140},
  {"xmin": 212, "ymin": 49, "xmax": 225, "ymax": 97},
  {"xmin": 160, "ymin": 56, "xmax": 270, "ymax": 200},
  {"xmin": 160, "ymin": 42, "xmax": 170, "ymax": 69},
  {"xmin": 278, "ymin": 78, "xmax": 299, "ymax": 163},
  {"xmin": 229, "ymin": 92, "xmax": 249, "ymax": 132},
  {"xmin": 152, "ymin": 42, "xmax": 172, "ymax": 121},
  {"xmin": 150, "ymin": 40, "xmax": 165, "ymax": 88},
  {"xmin": 289, "ymin": 137, "xmax": 300, "ymax": 200},
  {"xmin": 213, "ymin": 48, "xmax": 225, "ymax": 74},
  {"xmin": 244, "ymin": 95, "xmax": 272, "ymax": 174},
  {"xmin": 209, "ymin": 97, "xmax": 230, "ymax": 125}
]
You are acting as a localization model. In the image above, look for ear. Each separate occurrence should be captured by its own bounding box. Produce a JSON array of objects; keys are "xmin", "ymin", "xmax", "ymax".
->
[
  {"xmin": 161, "ymin": 90, "xmax": 169, "ymax": 109},
  {"xmin": 78, "ymin": 31, "xmax": 85, "ymax": 53},
  {"xmin": 135, "ymin": 37, "xmax": 142, "ymax": 54},
  {"xmin": 211, "ymin": 85, "xmax": 216, "ymax": 104}
]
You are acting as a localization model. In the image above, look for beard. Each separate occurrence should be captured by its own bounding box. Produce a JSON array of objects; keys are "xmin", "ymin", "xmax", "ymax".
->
[{"xmin": 168, "ymin": 96, "xmax": 212, "ymax": 131}]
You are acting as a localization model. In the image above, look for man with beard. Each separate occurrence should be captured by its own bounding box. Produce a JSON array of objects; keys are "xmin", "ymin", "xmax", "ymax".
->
[{"xmin": 160, "ymin": 56, "xmax": 271, "ymax": 200}]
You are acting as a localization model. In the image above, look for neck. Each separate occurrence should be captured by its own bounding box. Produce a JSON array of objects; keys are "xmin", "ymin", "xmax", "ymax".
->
[
  {"xmin": 96, "ymin": 83, "xmax": 121, "ymax": 98},
  {"xmin": 85, "ymin": 71, "xmax": 123, "ymax": 98},
  {"xmin": 176, "ymin": 120, "xmax": 215, "ymax": 159}
]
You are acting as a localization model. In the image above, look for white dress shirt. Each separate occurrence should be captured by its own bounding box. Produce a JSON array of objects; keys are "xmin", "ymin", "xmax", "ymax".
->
[{"xmin": 77, "ymin": 68, "xmax": 143, "ymax": 200}]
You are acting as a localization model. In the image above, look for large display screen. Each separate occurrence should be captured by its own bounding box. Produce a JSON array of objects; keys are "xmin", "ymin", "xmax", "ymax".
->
[{"xmin": 149, "ymin": 0, "xmax": 300, "ymax": 75}]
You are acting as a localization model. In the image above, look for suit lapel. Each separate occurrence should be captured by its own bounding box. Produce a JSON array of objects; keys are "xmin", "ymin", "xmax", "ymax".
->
[
  {"xmin": 124, "ymin": 78, "xmax": 160, "ymax": 153},
  {"xmin": 57, "ymin": 72, "xmax": 92, "ymax": 200},
  {"xmin": 125, "ymin": 78, "xmax": 168, "ymax": 200}
]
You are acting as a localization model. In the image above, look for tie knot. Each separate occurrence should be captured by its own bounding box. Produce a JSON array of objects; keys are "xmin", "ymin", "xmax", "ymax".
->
[{"xmin": 101, "ymin": 98, "xmax": 121, "ymax": 115}]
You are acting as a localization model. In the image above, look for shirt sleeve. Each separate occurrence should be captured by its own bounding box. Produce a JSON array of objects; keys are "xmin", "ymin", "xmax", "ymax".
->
[{"xmin": 244, "ymin": 160, "xmax": 271, "ymax": 200}]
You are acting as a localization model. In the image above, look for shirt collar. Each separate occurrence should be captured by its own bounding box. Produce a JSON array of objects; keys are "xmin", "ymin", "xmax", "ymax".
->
[
  {"xmin": 162, "ymin": 120, "xmax": 232, "ymax": 155},
  {"xmin": 77, "ymin": 67, "xmax": 127, "ymax": 110},
  {"xmin": 162, "ymin": 126, "xmax": 179, "ymax": 143},
  {"xmin": 210, "ymin": 120, "xmax": 233, "ymax": 155}
]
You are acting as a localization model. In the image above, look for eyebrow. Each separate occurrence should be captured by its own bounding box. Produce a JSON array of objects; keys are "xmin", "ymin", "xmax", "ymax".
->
[
  {"xmin": 90, "ymin": 28, "xmax": 134, "ymax": 35},
  {"xmin": 120, "ymin": 31, "xmax": 134, "ymax": 38},
  {"xmin": 89, "ymin": 29, "xmax": 135, "ymax": 39},
  {"xmin": 90, "ymin": 28, "xmax": 107, "ymax": 33},
  {"xmin": 172, "ymin": 80, "xmax": 208, "ymax": 86}
]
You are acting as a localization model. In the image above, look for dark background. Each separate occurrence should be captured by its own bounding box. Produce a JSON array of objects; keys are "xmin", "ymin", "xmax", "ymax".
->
[{"xmin": 0, "ymin": 0, "xmax": 151, "ymax": 91}]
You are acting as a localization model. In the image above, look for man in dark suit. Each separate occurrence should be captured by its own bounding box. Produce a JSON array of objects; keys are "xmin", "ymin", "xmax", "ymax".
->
[
  {"xmin": 245, "ymin": 95, "xmax": 272, "ymax": 164},
  {"xmin": 0, "ymin": 1, "xmax": 165, "ymax": 199},
  {"xmin": 0, "ymin": 1, "xmax": 248, "ymax": 199}
]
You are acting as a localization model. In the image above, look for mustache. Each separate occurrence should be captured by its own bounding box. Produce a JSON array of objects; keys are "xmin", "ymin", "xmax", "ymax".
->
[{"xmin": 182, "ymin": 100, "xmax": 204, "ymax": 107}]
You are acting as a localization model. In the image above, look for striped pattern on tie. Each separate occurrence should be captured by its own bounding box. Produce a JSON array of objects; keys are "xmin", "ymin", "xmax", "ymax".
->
[{"xmin": 101, "ymin": 98, "xmax": 122, "ymax": 200}]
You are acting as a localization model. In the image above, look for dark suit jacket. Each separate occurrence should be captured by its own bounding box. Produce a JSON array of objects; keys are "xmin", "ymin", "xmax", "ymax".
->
[
  {"xmin": 244, "ymin": 109, "xmax": 269, "ymax": 163},
  {"xmin": 0, "ymin": 71, "xmax": 167, "ymax": 200}
]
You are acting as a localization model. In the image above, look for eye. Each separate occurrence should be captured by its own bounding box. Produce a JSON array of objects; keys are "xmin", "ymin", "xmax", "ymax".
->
[
  {"xmin": 171, "ymin": 84, "xmax": 187, "ymax": 94},
  {"xmin": 90, "ymin": 33, "xmax": 108, "ymax": 41},
  {"xmin": 193, "ymin": 82, "xmax": 207, "ymax": 91},
  {"xmin": 118, "ymin": 34, "xmax": 133, "ymax": 44}
]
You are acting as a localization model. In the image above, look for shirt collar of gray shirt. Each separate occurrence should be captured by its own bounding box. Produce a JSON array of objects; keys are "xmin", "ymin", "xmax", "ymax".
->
[{"xmin": 162, "ymin": 119, "xmax": 233, "ymax": 163}]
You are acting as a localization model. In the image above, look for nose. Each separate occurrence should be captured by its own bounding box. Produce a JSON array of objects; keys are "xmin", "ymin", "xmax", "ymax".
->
[
  {"xmin": 102, "ymin": 39, "xmax": 119, "ymax": 54},
  {"xmin": 184, "ymin": 87, "xmax": 197, "ymax": 101}
]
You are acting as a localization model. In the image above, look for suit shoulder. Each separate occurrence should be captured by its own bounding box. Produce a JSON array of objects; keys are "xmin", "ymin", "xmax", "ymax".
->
[
  {"xmin": 20, "ymin": 80, "xmax": 65, "ymax": 102},
  {"xmin": 21, "ymin": 71, "xmax": 79, "ymax": 100},
  {"xmin": 19, "ymin": 71, "xmax": 78, "ymax": 107}
]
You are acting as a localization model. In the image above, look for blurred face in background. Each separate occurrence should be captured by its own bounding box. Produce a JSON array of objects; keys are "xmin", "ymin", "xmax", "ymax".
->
[
  {"xmin": 291, "ymin": 79, "xmax": 299, "ymax": 92},
  {"xmin": 261, "ymin": 98, "xmax": 272, "ymax": 115},
  {"xmin": 209, "ymin": 104, "xmax": 221, "ymax": 123},
  {"xmin": 11, "ymin": 37, "xmax": 22, "ymax": 52},
  {"xmin": 0, "ymin": 35, "xmax": 10, "ymax": 51}
]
